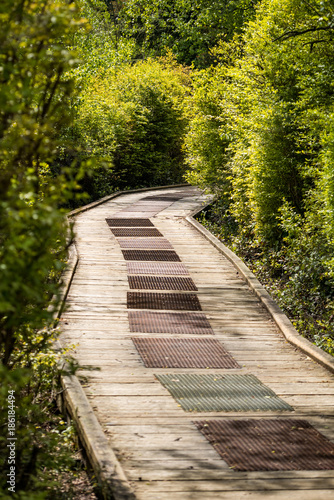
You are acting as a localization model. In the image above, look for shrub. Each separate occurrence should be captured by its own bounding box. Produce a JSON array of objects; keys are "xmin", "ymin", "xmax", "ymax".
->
[
  {"xmin": 0, "ymin": 0, "xmax": 85, "ymax": 495},
  {"xmin": 74, "ymin": 56, "xmax": 191, "ymax": 197}
]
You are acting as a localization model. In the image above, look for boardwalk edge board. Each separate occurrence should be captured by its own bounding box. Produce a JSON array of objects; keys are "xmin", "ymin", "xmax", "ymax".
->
[
  {"xmin": 53, "ymin": 242, "xmax": 136, "ymax": 499},
  {"xmin": 186, "ymin": 214, "xmax": 334, "ymax": 375}
]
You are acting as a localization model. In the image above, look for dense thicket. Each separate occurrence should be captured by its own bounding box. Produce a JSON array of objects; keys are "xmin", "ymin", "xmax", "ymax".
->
[
  {"xmin": 185, "ymin": 0, "xmax": 334, "ymax": 352},
  {"xmin": 114, "ymin": 0, "xmax": 259, "ymax": 67},
  {"xmin": 57, "ymin": 0, "xmax": 193, "ymax": 204},
  {"xmin": 73, "ymin": 56, "xmax": 191, "ymax": 197},
  {"xmin": 0, "ymin": 1, "xmax": 85, "ymax": 497}
]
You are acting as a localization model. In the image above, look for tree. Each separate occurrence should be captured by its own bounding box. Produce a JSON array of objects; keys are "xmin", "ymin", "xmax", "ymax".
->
[
  {"xmin": 116, "ymin": 0, "xmax": 259, "ymax": 67},
  {"xmin": 0, "ymin": 0, "xmax": 84, "ymax": 494},
  {"xmin": 74, "ymin": 56, "xmax": 191, "ymax": 196}
]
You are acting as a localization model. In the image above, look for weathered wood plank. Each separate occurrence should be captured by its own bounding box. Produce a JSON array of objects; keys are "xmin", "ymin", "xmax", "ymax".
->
[
  {"xmin": 125, "ymin": 467, "xmax": 334, "ymax": 480},
  {"xmin": 133, "ymin": 491, "xmax": 334, "ymax": 500},
  {"xmin": 131, "ymin": 478, "xmax": 334, "ymax": 491}
]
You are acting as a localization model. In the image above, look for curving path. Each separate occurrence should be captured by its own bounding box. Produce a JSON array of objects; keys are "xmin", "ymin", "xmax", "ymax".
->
[{"xmin": 60, "ymin": 186, "xmax": 334, "ymax": 500}]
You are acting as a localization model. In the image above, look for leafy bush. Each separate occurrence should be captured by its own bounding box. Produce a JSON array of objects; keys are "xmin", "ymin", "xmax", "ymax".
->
[
  {"xmin": 184, "ymin": 62, "xmax": 233, "ymax": 192},
  {"xmin": 188, "ymin": 0, "xmax": 334, "ymax": 353},
  {"xmin": 70, "ymin": 0, "xmax": 136, "ymax": 79},
  {"xmin": 0, "ymin": 341, "xmax": 79, "ymax": 499},
  {"xmin": 0, "ymin": 0, "xmax": 86, "ymax": 496},
  {"xmin": 74, "ymin": 56, "xmax": 191, "ymax": 197}
]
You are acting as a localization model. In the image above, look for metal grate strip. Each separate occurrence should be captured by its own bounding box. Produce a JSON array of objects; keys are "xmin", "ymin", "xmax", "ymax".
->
[
  {"xmin": 128, "ymin": 311, "xmax": 213, "ymax": 334},
  {"xmin": 155, "ymin": 374, "xmax": 292, "ymax": 412},
  {"xmin": 122, "ymin": 250, "xmax": 181, "ymax": 262},
  {"xmin": 110, "ymin": 228, "xmax": 163, "ymax": 237},
  {"xmin": 143, "ymin": 196, "xmax": 187, "ymax": 202},
  {"xmin": 131, "ymin": 338, "xmax": 240, "ymax": 369},
  {"xmin": 142, "ymin": 190, "xmax": 198, "ymax": 201},
  {"xmin": 194, "ymin": 420, "xmax": 334, "ymax": 471},
  {"xmin": 127, "ymin": 292, "xmax": 202, "ymax": 311},
  {"xmin": 105, "ymin": 218, "xmax": 154, "ymax": 227},
  {"xmin": 117, "ymin": 238, "xmax": 173, "ymax": 250},
  {"xmin": 128, "ymin": 276, "xmax": 197, "ymax": 291},
  {"xmin": 127, "ymin": 262, "xmax": 189, "ymax": 275}
]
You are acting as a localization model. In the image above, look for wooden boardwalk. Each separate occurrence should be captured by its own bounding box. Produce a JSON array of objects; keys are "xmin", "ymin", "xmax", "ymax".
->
[{"xmin": 60, "ymin": 186, "xmax": 334, "ymax": 500}]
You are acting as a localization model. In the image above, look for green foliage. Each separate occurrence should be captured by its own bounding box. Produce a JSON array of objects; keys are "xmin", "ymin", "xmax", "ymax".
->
[
  {"xmin": 70, "ymin": 0, "xmax": 136, "ymax": 79},
  {"xmin": 0, "ymin": 0, "xmax": 85, "ymax": 495},
  {"xmin": 0, "ymin": 0, "xmax": 80, "ymax": 367},
  {"xmin": 116, "ymin": 0, "xmax": 259, "ymax": 68},
  {"xmin": 0, "ymin": 342, "xmax": 78, "ymax": 498},
  {"xmin": 187, "ymin": 0, "xmax": 334, "ymax": 353},
  {"xmin": 184, "ymin": 37, "xmax": 246, "ymax": 197},
  {"xmin": 184, "ymin": 65, "xmax": 231, "ymax": 191},
  {"xmin": 274, "ymin": 204, "xmax": 334, "ymax": 333},
  {"xmin": 186, "ymin": 0, "xmax": 334, "ymax": 242},
  {"xmin": 74, "ymin": 56, "xmax": 191, "ymax": 197}
]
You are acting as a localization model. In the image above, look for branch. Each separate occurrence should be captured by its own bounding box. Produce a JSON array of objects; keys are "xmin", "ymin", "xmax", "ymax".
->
[
  {"xmin": 303, "ymin": 38, "xmax": 334, "ymax": 51},
  {"xmin": 274, "ymin": 25, "xmax": 334, "ymax": 42}
]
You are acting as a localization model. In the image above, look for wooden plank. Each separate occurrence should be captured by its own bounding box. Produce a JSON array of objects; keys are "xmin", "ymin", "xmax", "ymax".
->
[
  {"xmin": 133, "ymin": 491, "xmax": 334, "ymax": 500},
  {"xmin": 125, "ymin": 467, "xmax": 334, "ymax": 481},
  {"xmin": 83, "ymin": 382, "xmax": 334, "ymax": 397},
  {"xmin": 131, "ymin": 478, "xmax": 334, "ymax": 491}
]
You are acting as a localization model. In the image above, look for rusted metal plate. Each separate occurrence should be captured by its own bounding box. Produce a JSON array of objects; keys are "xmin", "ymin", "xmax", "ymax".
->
[
  {"xmin": 127, "ymin": 292, "xmax": 201, "ymax": 311},
  {"xmin": 105, "ymin": 218, "xmax": 154, "ymax": 227},
  {"xmin": 155, "ymin": 374, "xmax": 292, "ymax": 412},
  {"xmin": 128, "ymin": 276, "xmax": 197, "ymax": 291},
  {"xmin": 109, "ymin": 228, "xmax": 163, "ymax": 237},
  {"xmin": 142, "ymin": 190, "xmax": 198, "ymax": 201},
  {"xmin": 132, "ymin": 338, "xmax": 240, "ymax": 368},
  {"xmin": 128, "ymin": 311, "xmax": 213, "ymax": 334},
  {"xmin": 142, "ymin": 196, "xmax": 186, "ymax": 202},
  {"xmin": 126, "ymin": 262, "xmax": 189, "ymax": 275},
  {"xmin": 117, "ymin": 238, "xmax": 173, "ymax": 250},
  {"xmin": 194, "ymin": 420, "xmax": 334, "ymax": 471},
  {"xmin": 122, "ymin": 250, "xmax": 181, "ymax": 262}
]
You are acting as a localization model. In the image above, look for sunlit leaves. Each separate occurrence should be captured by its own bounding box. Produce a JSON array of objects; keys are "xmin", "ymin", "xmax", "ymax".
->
[
  {"xmin": 74, "ymin": 56, "xmax": 191, "ymax": 195},
  {"xmin": 0, "ymin": 0, "xmax": 83, "ymax": 494},
  {"xmin": 187, "ymin": 0, "xmax": 334, "ymax": 353}
]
